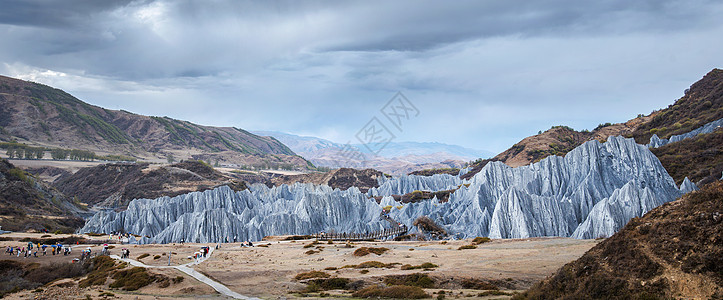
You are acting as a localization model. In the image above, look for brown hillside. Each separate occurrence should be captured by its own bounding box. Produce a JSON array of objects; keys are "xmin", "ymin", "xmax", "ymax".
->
[
  {"xmin": 493, "ymin": 126, "xmax": 591, "ymax": 167},
  {"xmin": 469, "ymin": 117, "xmax": 649, "ymax": 171},
  {"xmin": 515, "ymin": 180, "xmax": 723, "ymax": 300},
  {"xmin": 408, "ymin": 168, "xmax": 459, "ymax": 176},
  {"xmin": 270, "ymin": 168, "xmax": 385, "ymax": 193},
  {"xmin": 53, "ymin": 160, "xmax": 246, "ymax": 208},
  {"xmin": 0, "ymin": 75, "xmax": 310, "ymax": 169},
  {"xmin": 0, "ymin": 159, "xmax": 85, "ymax": 232},
  {"xmin": 632, "ymin": 68, "xmax": 723, "ymax": 144},
  {"xmin": 651, "ymin": 128, "xmax": 723, "ymax": 186}
]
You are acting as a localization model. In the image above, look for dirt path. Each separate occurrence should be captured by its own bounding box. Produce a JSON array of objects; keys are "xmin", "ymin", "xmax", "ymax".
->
[{"xmin": 111, "ymin": 247, "xmax": 258, "ymax": 300}]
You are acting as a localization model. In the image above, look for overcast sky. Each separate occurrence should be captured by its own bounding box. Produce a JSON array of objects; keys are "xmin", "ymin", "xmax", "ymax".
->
[{"xmin": 1, "ymin": 0, "xmax": 722, "ymax": 153}]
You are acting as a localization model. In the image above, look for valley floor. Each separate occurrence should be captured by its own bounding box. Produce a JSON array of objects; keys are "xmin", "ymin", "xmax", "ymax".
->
[
  {"xmin": 1, "ymin": 233, "xmax": 598, "ymax": 299},
  {"xmin": 197, "ymin": 237, "xmax": 598, "ymax": 299}
]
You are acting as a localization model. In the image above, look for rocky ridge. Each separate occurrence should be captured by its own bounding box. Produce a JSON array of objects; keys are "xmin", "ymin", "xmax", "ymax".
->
[{"xmin": 80, "ymin": 136, "xmax": 693, "ymax": 242}]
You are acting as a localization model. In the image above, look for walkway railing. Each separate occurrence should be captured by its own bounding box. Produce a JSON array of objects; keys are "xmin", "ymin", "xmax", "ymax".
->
[
  {"xmin": 313, "ymin": 226, "xmax": 407, "ymax": 241},
  {"xmin": 313, "ymin": 212, "xmax": 408, "ymax": 241}
]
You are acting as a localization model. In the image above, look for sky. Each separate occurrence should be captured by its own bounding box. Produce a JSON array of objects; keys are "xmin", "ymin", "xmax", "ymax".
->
[{"xmin": 1, "ymin": 0, "xmax": 722, "ymax": 153}]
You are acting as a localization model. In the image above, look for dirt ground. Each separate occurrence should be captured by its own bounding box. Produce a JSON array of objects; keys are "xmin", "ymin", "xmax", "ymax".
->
[
  {"xmin": 2, "ymin": 158, "xmax": 110, "ymax": 174},
  {"xmin": 0, "ymin": 233, "xmax": 599, "ymax": 299},
  {"xmin": 197, "ymin": 237, "xmax": 599, "ymax": 299}
]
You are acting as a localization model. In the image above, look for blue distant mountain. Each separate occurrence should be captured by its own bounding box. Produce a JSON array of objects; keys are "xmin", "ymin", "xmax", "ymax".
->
[{"xmin": 252, "ymin": 130, "xmax": 493, "ymax": 174}]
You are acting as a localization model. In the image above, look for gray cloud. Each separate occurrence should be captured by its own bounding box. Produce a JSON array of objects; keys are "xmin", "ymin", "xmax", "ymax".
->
[{"xmin": 1, "ymin": 0, "xmax": 722, "ymax": 152}]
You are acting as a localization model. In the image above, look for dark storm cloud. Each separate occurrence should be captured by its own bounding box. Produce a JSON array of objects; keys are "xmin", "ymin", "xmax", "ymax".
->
[
  {"xmin": 2, "ymin": 0, "xmax": 719, "ymax": 81},
  {"xmin": 0, "ymin": 0, "xmax": 137, "ymax": 28},
  {"xmin": 1, "ymin": 0, "xmax": 722, "ymax": 152}
]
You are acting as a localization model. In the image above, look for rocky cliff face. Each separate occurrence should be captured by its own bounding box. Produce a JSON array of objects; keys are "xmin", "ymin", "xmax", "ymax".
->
[
  {"xmin": 80, "ymin": 136, "xmax": 692, "ymax": 243},
  {"xmin": 515, "ymin": 180, "xmax": 723, "ymax": 300},
  {"xmin": 80, "ymin": 183, "xmax": 388, "ymax": 243},
  {"xmin": 647, "ymin": 118, "xmax": 723, "ymax": 148},
  {"xmin": 389, "ymin": 136, "xmax": 692, "ymax": 239}
]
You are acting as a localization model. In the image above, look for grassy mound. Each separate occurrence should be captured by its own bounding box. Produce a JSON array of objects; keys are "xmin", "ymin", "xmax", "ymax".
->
[
  {"xmin": 295, "ymin": 271, "xmax": 330, "ymax": 281},
  {"xmin": 383, "ymin": 273, "xmax": 435, "ymax": 288},
  {"xmin": 352, "ymin": 285, "xmax": 428, "ymax": 299},
  {"xmin": 353, "ymin": 247, "xmax": 389, "ymax": 257}
]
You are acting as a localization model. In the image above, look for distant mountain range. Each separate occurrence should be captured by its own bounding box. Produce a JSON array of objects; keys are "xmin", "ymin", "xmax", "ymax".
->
[
  {"xmin": 252, "ymin": 130, "xmax": 493, "ymax": 175},
  {"xmin": 0, "ymin": 75, "xmax": 310, "ymax": 169}
]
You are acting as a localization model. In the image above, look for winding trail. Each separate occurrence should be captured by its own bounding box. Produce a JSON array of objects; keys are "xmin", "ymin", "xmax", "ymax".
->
[{"xmin": 110, "ymin": 246, "xmax": 258, "ymax": 300}]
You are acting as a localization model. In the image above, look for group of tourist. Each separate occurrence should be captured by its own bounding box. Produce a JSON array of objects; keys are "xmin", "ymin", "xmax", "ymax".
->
[
  {"xmin": 79, "ymin": 247, "xmax": 93, "ymax": 260},
  {"xmin": 120, "ymin": 248, "xmax": 131, "ymax": 259},
  {"xmin": 191, "ymin": 246, "xmax": 210, "ymax": 262},
  {"xmin": 108, "ymin": 232, "xmax": 138, "ymax": 243},
  {"xmin": 5, "ymin": 242, "xmax": 70, "ymax": 258}
]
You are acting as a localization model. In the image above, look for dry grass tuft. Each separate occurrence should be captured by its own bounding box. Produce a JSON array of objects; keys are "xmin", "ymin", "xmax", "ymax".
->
[
  {"xmin": 353, "ymin": 247, "xmax": 389, "ymax": 257},
  {"xmin": 401, "ymin": 262, "xmax": 438, "ymax": 270},
  {"xmin": 471, "ymin": 237, "xmax": 491, "ymax": 245},
  {"xmin": 295, "ymin": 271, "xmax": 331, "ymax": 281},
  {"xmin": 458, "ymin": 245, "xmax": 477, "ymax": 250},
  {"xmin": 352, "ymin": 285, "xmax": 429, "ymax": 299}
]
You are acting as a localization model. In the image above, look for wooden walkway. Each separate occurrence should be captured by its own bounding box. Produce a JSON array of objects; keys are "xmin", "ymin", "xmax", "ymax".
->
[{"xmin": 313, "ymin": 213, "xmax": 408, "ymax": 241}]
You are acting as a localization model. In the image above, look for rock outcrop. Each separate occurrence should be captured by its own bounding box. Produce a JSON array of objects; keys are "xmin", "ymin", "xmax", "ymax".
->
[
  {"xmin": 81, "ymin": 136, "xmax": 694, "ymax": 242},
  {"xmin": 80, "ymin": 183, "xmax": 389, "ymax": 243},
  {"xmin": 389, "ymin": 136, "xmax": 690, "ymax": 239},
  {"xmin": 647, "ymin": 118, "xmax": 723, "ymax": 148},
  {"xmin": 367, "ymin": 174, "xmax": 463, "ymax": 197},
  {"xmin": 515, "ymin": 180, "xmax": 723, "ymax": 300}
]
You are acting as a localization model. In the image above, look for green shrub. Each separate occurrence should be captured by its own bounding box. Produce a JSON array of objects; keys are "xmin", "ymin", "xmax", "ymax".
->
[
  {"xmin": 110, "ymin": 267, "xmax": 154, "ymax": 290},
  {"xmin": 137, "ymin": 253, "xmax": 150, "ymax": 260},
  {"xmin": 7, "ymin": 168, "xmax": 29, "ymax": 183},
  {"xmin": 458, "ymin": 245, "xmax": 477, "ymax": 250},
  {"xmin": 384, "ymin": 273, "xmax": 435, "ymax": 288},
  {"xmin": 78, "ymin": 256, "xmax": 124, "ymax": 288}
]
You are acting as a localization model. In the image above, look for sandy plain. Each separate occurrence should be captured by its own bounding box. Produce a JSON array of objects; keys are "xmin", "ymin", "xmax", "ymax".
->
[{"xmin": 0, "ymin": 233, "xmax": 599, "ymax": 299}]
